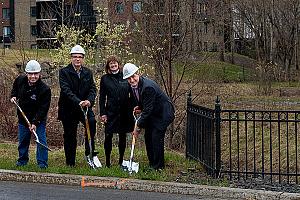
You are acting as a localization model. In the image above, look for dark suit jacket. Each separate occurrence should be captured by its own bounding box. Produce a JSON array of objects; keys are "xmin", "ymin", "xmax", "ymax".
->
[
  {"xmin": 58, "ymin": 64, "xmax": 96, "ymax": 120},
  {"xmin": 135, "ymin": 76, "xmax": 175, "ymax": 131}
]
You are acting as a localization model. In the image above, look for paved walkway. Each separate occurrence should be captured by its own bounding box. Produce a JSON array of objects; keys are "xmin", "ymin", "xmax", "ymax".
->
[{"xmin": 0, "ymin": 169, "xmax": 299, "ymax": 200}]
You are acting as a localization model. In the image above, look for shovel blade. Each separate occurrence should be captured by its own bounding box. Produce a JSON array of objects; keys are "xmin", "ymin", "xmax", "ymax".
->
[
  {"xmin": 86, "ymin": 156, "xmax": 96, "ymax": 169},
  {"xmin": 122, "ymin": 160, "xmax": 139, "ymax": 173},
  {"xmin": 85, "ymin": 155, "xmax": 102, "ymax": 169},
  {"xmin": 93, "ymin": 156, "xmax": 102, "ymax": 168}
]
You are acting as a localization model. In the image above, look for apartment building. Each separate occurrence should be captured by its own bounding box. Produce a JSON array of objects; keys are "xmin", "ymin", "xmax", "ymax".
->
[
  {"xmin": 1, "ymin": 0, "xmax": 98, "ymax": 49},
  {"xmin": 1, "ymin": 0, "xmax": 223, "ymax": 52},
  {"xmin": 105, "ymin": 0, "xmax": 223, "ymax": 53},
  {"xmin": 0, "ymin": 0, "xmax": 14, "ymax": 48}
]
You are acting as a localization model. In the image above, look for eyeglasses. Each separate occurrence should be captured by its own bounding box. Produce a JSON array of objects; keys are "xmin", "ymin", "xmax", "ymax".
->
[
  {"xmin": 27, "ymin": 72, "xmax": 40, "ymax": 76},
  {"xmin": 72, "ymin": 56, "xmax": 84, "ymax": 59}
]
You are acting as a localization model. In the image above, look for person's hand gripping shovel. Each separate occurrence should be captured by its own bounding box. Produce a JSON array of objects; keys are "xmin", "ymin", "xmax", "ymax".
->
[
  {"xmin": 81, "ymin": 106, "xmax": 102, "ymax": 169},
  {"xmin": 12, "ymin": 99, "xmax": 52, "ymax": 151},
  {"xmin": 122, "ymin": 109, "xmax": 141, "ymax": 174}
]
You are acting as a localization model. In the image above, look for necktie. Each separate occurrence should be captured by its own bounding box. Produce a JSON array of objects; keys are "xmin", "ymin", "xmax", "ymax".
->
[{"xmin": 133, "ymin": 88, "xmax": 139, "ymax": 101}]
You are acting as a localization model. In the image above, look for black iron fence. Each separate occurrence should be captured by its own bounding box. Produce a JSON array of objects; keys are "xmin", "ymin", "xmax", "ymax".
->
[
  {"xmin": 186, "ymin": 92, "xmax": 221, "ymax": 177},
  {"xmin": 186, "ymin": 92, "xmax": 300, "ymax": 184}
]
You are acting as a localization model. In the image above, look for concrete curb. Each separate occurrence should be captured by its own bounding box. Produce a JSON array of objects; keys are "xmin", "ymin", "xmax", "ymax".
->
[{"xmin": 0, "ymin": 169, "xmax": 299, "ymax": 199}]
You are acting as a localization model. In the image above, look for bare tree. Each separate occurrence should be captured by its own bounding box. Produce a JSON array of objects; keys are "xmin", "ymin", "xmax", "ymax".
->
[
  {"xmin": 129, "ymin": 0, "xmax": 208, "ymax": 148},
  {"xmin": 232, "ymin": 0, "xmax": 300, "ymax": 80}
]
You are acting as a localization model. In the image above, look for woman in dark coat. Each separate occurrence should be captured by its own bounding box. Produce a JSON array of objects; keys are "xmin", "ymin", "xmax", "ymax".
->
[{"xmin": 99, "ymin": 56, "xmax": 134, "ymax": 167}]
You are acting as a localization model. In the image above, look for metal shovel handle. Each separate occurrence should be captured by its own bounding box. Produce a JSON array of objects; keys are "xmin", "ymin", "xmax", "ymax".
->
[
  {"xmin": 12, "ymin": 99, "xmax": 52, "ymax": 151},
  {"xmin": 81, "ymin": 106, "xmax": 95, "ymax": 169},
  {"xmin": 128, "ymin": 111, "xmax": 141, "ymax": 173}
]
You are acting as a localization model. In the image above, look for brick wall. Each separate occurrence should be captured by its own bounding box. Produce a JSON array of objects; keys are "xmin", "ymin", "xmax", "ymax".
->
[{"xmin": 12, "ymin": 0, "xmax": 36, "ymax": 49}]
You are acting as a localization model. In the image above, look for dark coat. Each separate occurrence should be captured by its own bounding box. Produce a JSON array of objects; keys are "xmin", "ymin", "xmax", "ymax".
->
[
  {"xmin": 11, "ymin": 74, "xmax": 51, "ymax": 126},
  {"xmin": 135, "ymin": 76, "xmax": 175, "ymax": 131},
  {"xmin": 58, "ymin": 64, "xmax": 96, "ymax": 120},
  {"xmin": 99, "ymin": 72, "xmax": 134, "ymax": 134}
]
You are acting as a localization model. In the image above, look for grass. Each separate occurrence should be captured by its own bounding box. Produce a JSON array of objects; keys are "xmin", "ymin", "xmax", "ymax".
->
[
  {"xmin": 175, "ymin": 60, "xmax": 254, "ymax": 83},
  {"xmin": 0, "ymin": 141, "xmax": 229, "ymax": 186},
  {"xmin": 0, "ymin": 48, "xmax": 55, "ymax": 66}
]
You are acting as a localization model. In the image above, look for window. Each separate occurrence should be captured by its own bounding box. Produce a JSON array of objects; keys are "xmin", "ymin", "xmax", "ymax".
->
[
  {"xmin": 211, "ymin": 42, "xmax": 218, "ymax": 52},
  {"xmin": 154, "ymin": 0, "xmax": 165, "ymax": 13},
  {"xmin": 2, "ymin": 8, "xmax": 9, "ymax": 19},
  {"xmin": 3, "ymin": 26, "xmax": 11, "ymax": 37},
  {"xmin": 115, "ymin": 2, "xmax": 125, "ymax": 14},
  {"xmin": 174, "ymin": 0, "xmax": 180, "ymax": 13},
  {"xmin": 204, "ymin": 22, "xmax": 208, "ymax": 34},
  {"xmin": 204, "ymin": 41, "xmax": 208, "ymax": 51},
  {"xmin": 31, "ymin": 44, "xmax": 37, "ymax": 49},
  {"xmin": 30, "ymin": 7, "xmax": 36, "ymax": 17},
  {"xmin": 31, "ymin": 25, "xmax": 37, "ymax": 36},
  {"xmin": 78, "ymin": 4, "xmax": 88, "ymax": 15},
  {"xmin": 64, "ymin": 5, "xmax": 72, "ymax": 16},
  {"xmin": 196, "ymin": 2, "xmax": 201, "ymax": 14},
  {"xmin": 132, "ymin": 2, "xmax": 142, "ymax": 13}
]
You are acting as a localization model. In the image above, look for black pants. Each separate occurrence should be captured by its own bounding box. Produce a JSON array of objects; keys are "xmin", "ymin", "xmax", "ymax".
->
[
  {"xmin": 62, "ymin": 117, "xmax": 96, "ymax": 166},
  {"xmin": 144, "ymin": 126, "xmax": 166, "ymax": 170},
  {"xmin": 104, "ymin": 132, "xmax": 127, "ymax": 167}
]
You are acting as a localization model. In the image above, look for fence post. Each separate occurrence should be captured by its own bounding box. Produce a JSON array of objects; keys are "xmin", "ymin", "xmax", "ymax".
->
[
  {"xmin": 186, "ymin": 90, "xmax": 192, "ymax": 158},
  {"xmin": 215, "ymin": 96, "xmax": 221, "ymax": 178},
  {"xmin": 187, "ymin": 90, "xmax": 192, "ymax": 104}
]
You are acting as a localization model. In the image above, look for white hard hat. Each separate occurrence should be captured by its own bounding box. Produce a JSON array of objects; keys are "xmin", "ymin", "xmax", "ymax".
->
[
  {"xmin": 70, "ymin": 45, "xmax": 85, "ymax": 55},
  {"xmin": 25, "ymin": 60, "xmax": 41, "ymax": 73},
  {"xmin": 123, "ymin": 63, "xmax": 139, "ymax": 79}
]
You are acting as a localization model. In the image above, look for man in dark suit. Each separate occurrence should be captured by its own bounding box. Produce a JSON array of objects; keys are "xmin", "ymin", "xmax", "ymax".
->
[
  {"xmin": 123, "ymin": 63, "xmax": 175, "ymax": 170},
  {"xmin": 58, "ymin": 45, "xmax": 99, "ymax": 167}
]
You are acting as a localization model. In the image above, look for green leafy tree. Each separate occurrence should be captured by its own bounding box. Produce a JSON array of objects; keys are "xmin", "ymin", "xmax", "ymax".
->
[
  {"xmin": 50, "ymin": 25, "xmax": 97, "ymax": 66},
  {"xmin": 51, "ymin": 7, "xmax": 134, "ymax": 67}
]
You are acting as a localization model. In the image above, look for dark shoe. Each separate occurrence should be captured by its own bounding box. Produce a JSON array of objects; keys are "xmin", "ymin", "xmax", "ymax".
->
[
  {"xmin": 39, "ymin": 165, "xmax": 47, "ymax": 169},
  {"xmin": 16, "ymin": 161, "xmax": 27, "ymax": 167},
  {"xmin": 120, "ymin": 164, "xmax": 128, "ymax": 171},
  {"xmin": 66, "ymin": 163, "xmax": 75, "ymax": 167}
]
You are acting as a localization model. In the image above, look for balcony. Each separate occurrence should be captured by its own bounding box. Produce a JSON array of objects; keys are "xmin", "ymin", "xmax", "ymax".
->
[
  {"xmin": 36, "ymin": 0, "xmax": 58, "ymax": 2},
  {"xmin": 36, "ymin": 18, "xmax": 58, "ymax": 21},
  {"xmin": 36, "ymin": 37, "xmax": 57, "ymax": 41}
]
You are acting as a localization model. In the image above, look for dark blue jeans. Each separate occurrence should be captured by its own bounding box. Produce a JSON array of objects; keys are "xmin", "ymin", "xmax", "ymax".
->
[{"xmin": 17, "ymin": 122, "xmax": 48, "ymax": 168}]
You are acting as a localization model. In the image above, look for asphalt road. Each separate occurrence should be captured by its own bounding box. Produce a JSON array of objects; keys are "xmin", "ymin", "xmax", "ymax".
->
[{"xmin": 0, "ymin": 180, "xmax": 229, "ymax": 200}]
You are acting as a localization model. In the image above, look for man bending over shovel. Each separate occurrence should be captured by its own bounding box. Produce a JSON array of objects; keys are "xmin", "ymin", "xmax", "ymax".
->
[
  {"xmin": 10, "ymin": 60, "xmax": 51, "ymax": 169},
  {"xmin": 123, "ymin": 63, "xmax": 175, "ymax": 170}
]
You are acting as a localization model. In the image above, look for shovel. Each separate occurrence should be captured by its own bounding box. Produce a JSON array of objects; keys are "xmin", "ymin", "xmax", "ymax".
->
[
  {"xmin": 122, "ymin": 111, "xmax": 140, "ymax": 174},
  {"xmin": 81, "ymin": 106, "xmax": 102, "ymax": 169},
  {"xmin": 12, "ymin": 99, "xmax": 52, "ymax": 151}
]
